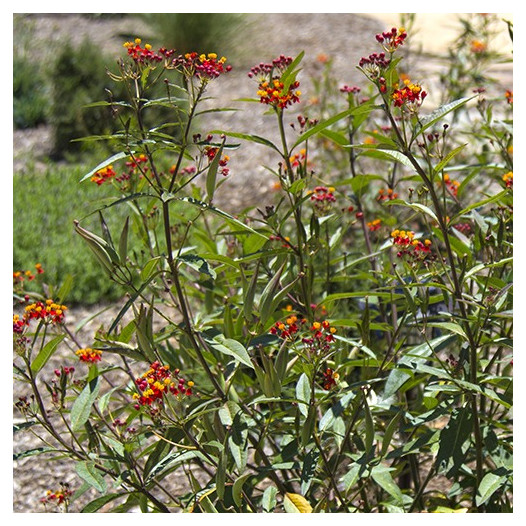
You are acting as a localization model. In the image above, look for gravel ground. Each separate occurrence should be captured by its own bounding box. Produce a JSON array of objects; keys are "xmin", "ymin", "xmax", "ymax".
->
[{"xmin": 12, "ymin": 12, "xmax": 512, "ymax": 513}]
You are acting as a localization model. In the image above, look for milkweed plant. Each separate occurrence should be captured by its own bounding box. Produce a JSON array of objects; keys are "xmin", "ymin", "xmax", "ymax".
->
[{"xmin": 14, "ymin": 15, "xmax": 513, "ymax": 513}]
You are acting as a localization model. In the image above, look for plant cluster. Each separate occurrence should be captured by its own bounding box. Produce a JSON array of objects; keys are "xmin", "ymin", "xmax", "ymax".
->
[{"xmin": 14, "ymin": 14, "xmax": 512, "ymax": 513}]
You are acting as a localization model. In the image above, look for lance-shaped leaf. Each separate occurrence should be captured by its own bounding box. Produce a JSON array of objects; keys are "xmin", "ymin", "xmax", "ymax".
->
[
  {"xmin": 31, "ymin": 334, "xmax": 65, "ymax": 374},
  {"xmin": 70, "ymin": 377, "xmax": 100, "ymax": 431},
  {"xmin": 75, "ymin": 461, "xmax": 106, "ymax": 493},
  {"xmin": 414, "ymin": 96, "xmax": 475, "ymax": 137}
]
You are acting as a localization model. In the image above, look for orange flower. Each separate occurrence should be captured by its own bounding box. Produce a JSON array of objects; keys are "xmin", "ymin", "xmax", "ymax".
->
[{"xmin": 470, "ymin": 40, "xmax": 487, "ymax": 53}]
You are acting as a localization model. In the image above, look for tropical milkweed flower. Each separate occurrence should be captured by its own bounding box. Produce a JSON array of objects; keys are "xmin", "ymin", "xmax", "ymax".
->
[
  {"xmin": 442, "ymin": 173, "xmax": 460, "ymax": 196},
  {"xmin": 309, "ymin": 186, "xmax": 336, "ymax": 216},
  {"xmin": 172, "ymin": 52, "xmax": 232, "ymax": 79},
  {"xmin": 377, "ymin": 188, "xmax": 398, "ymax": 201},
  {"xmin": 40, "ymin": 484, "xmax": 73, "ymax": 508},
  {"xmin": 505, "ymin": 90, "xmax": 513, "ymax": 104},
  {"xmin": 13, "ymin": 314, "xmax": 26, "ymax": 334},
  {"xmin": 204, "ymin": 146, "xmax": 230, "ymax": 176},
  {"xmin": 133, "ymin": 361, "xmax": 194, "ymax": 407},
  {"xmin": 76, "ymin": 348, "xmax": 102, "ymax": 363},
  {"xmin": 367, "ymin": 218, "xmax": 382, "ymax": 231},
  {"xmin": 23, "ymin": 299, "xmax": 67, "ymax": 325},
  {"xmin": 270, "ymin": 315, "xmax": 305, "ymax": 340},
  {"xmin": 91, "ymin": 165, "xmax": 116, "ymax": 185},
  {"xmin": 375, "ymin": 27, "xmax": 408, "ymax": 52},
  {"xmin": 392, "ymin": 78, "xmax": 427, "ymax": 109},
  {"xmin": 391, "ymin": 229, "xmax": 433, "ymax": 261},
  {"xmin": 502, "ymin": 171, "xmax": 513, "ymax": 188},
  {"xmin": 123, "ymin": 38, "xmax": 174, "ymax": 64},
  {"xmin": 322, "ymin": 367, "xmax": 340, "ymax": 390},
  {"xmin": 248, "ymin": 55, "xmax": 301, "ymax": 109},
  {"xmin": 302, "ymin": 320, "xmax": 338, "ymax": 356},
  {"xmin": 470, "ymin": 40, "xmax": 487, "ymax": 54}
]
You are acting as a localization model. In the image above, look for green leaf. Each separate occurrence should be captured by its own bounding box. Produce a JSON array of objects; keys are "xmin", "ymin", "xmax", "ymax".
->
[
  {"xmin": 363, "ymin": 394, "xmax": 375, "ymax": 454},
  {"xmin": 434, "ymin": 144, "xmax": 468, "ymax": 174},
  {"xmin": 30, "ymin": 334, "xmax": 65, "ymax": 374},
  {"xmin": 370, "ymin": 464, "xmax": 403, "ymax": 504},
  {"xmin": 476, "ymin": 471, "xmax": 508, "ymax": 506},
  {"xmin": 450, "ymin": 190, "xmax": 509, "ymax": 223},
  {"xmin": 415, "ymin": 96, "xmax": 475, "ymax": 136},
  {"xmin": 300, "ymin": 449, "xmax": 319, "ymax": 494},
  {"xmin": 81, "ymin": 493, "xmax": 125, "ymax": 513},
  {"xmin": 170, "ymin": 196, "xmax": 268, "ymax": 240},
  {"xmin": 232, "ymin": 473, "xmax": 252, "ymax": 508},
  {"xmin": 140, "ymin": 256, "xmax": 162, "ymax": 282},
  {"xmin": 118, "ymin": 217, "xmax": 129, "ymax": 263},
  {"xmin": 205, "ymin": 334, "xmax": 254, "ymax": 369},
  {"xmin": 383, "ymin": 334, "xmax": 455, "ymax": 398},
  {"xmin": 13, "ymin": 421, "xmax": 37, "ymax": 433},
  {"xmin": 13, "ymin": 447, "xmax": 56, "ymax": 460},
  {"xmin": 75, "ymin": 461, "xmax": 107, "ymax": 493},
  {"xmin": 70, "ymin": 377, "xmax": 100, "ymax": 431},
  {"xmin": 292, "ymin": 106, "xmax": 377, "ymax": 150},
  {"xmin": 381, "ymin": 412, "xmax": 402, "ymax": 457},
  {"xmin": 427, "ymin": 321, "xmax": 468, "ymax": 341},
  {"xmin": 261, "ymin": 485, "xmax": 278, "ymax": 512},
  {"xmin": 206, "ymin": 139, "xmax": 224, "ymax": 203},
  {"xmin": 178, "ymin": 254, "xmax": 216, "ymax": 279},
  {"xmin": 436, "ymin": 406, "xmax": 474, "ymax": 476},
  {"xmin": 144, "ymin": 450, "xmax": 205, "ymax": 486},
  {"xmin": 356, "ymin": 147, "xmax": 415, "ymax": 169},
  {"xmin": 296, "ymin": 373, "xmax": 311, "ymax": 417},
  {"xmin": 319, "ymin": 392, "xmax": 355, "ymax": 431},
  {"xmin": 55, "ymin": 274, "xmax": 74, "ymax": 304},
  {"xmin": 208, "ymin": 130, "xmax": 281, "ymax": 154}
]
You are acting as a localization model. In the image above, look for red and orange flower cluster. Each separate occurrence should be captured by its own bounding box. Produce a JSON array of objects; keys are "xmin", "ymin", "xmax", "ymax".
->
[
  {"xmin": 133, "ymin": 361, "xmax": 194, "ymax": 407},
  {"xmin": 322, "ymin": 367, "xmax": 340, "ymax": 390},
  {"xmin": 249, "ymin": 55, "xmax": 301, "ymax": 109},
  {"xmin": 375, "ymin": 27, "xmax": 408, "ymax": 52},
  {"xmin": 391, "ymin": 229, "xmax": 433, "ymax": 260},
  {"xmin": 123, "ymin": 38, "xmax": 178, "ymax": 65},
  {"xmin": 91, "ymin": 165, "xmax": 117, "ymax": 185},
  {"xmin": 367, "ymin": 218, "xmax": 382, "ymax": 231},
  {"xmin": 442, "ymin": 173, "xmax": 460, "ymax": 196},
  {"xmin": 270, "ymin": 314, "xmax": 305, "ymax": 340},
  {"xmin": 204, "ymin": 146, "xmax": 230, "ymax": 176},
  {"xmin": 377, "ymin": 188, "xmax": 398, "ymax": 201},
  {"xmin": 502, "ymin": 171, "xmax": 513, "ymax": 188},
  {"xmin": 76, "ymin": 348, "xmax": 103, "ymax": 364},
  {"xmin": 392, "ymin": 79, "xmax": 427, "ymax": 108},
  {"xmin": 173, "ymin": 52, "xmax": 232, "ymax": 79},
  {"xmin": 270, "ymin": 315, "xmax": 338, "ymax": 356},
  {"xmin": 13, "ymin": 263, "xmax": 44, "ymax": 286},
  {"xmin": 302, "ymin": 320, "xmax": 338, "ymax": 357},
  {"xmin": 15, "ymin": 300, "xmax": 68, "ymax": 333},
  {"xmin": 40, "ymin": 484, "xmax": 73, "ymax": 508},
  {"xmin": 309, "ymin": 186, "xmax": 337, "ymax": 216}
]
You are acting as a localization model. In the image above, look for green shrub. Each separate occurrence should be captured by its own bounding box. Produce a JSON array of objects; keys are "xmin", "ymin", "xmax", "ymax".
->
[
  {"xmin": 48, "ymin": 40, "xmax": 122, "ymax": 159},
  {"xmin": 13, "ymin": 55, "xmax": 50, "ymax": 129},
  {"xmin": 139, "ymin": 13, "xmax": 245, "ymax": 57}
]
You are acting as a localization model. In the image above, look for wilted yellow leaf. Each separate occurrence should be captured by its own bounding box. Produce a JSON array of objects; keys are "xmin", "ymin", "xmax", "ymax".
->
[{"xmin": 284, "ymin": 492, "xmax": 313, "ymax": 513}]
